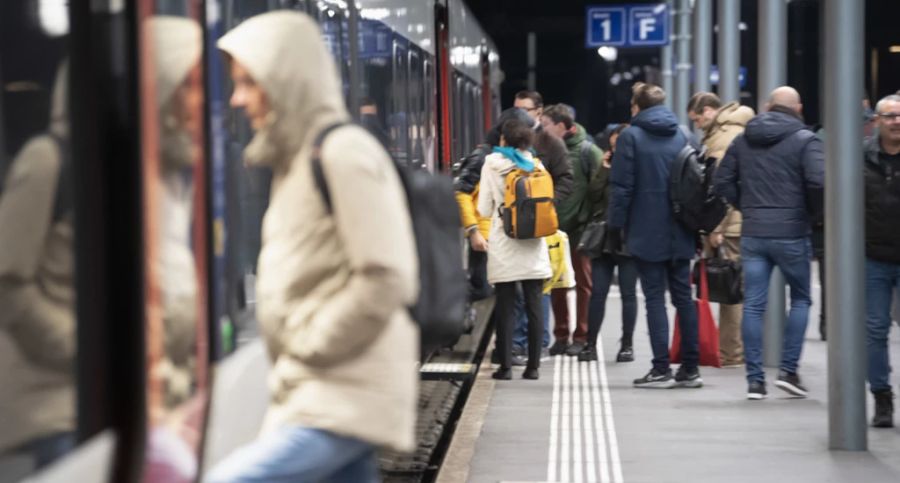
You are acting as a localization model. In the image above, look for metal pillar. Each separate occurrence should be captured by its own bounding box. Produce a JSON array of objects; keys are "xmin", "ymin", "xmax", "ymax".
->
[
  {"xmin": 693, "ymin": 0, "xmax": 712, "ymax": 94},
  {"xmin": 758, "ymin": 0, "xmax": 788, "ymax": 368},
  {"xmin": 674, "ymin": 0, "xmax": 692, "ymax": 125},
  {"xmin": 824, "ymin": 0, "xmax": 866, "ymax": 452},
  {"xmin": 527, "ymin": 32, "xmax": 536, "ymax": 91},
  {"xmin": 661, "ymin": 0, "xmax": 674, "ymax": 107},
  {"xmin": 716, "ymin": 0, "xmax": 740, "ymax": 103}
]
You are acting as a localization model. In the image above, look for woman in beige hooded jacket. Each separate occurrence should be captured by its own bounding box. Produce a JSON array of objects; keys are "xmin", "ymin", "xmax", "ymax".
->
[
  {"xmin": 207, "ymin": 11, "xmax": 419, "ymax": 483},
  {"xmin": 0, "ymin": 61, "xmax": 77, "ymax": 469}
]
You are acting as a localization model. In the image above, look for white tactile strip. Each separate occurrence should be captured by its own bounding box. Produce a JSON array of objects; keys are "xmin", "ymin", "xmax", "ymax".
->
[{"xmin": 547, "ymin": 336, "xmax": 624, "ymax": 483}]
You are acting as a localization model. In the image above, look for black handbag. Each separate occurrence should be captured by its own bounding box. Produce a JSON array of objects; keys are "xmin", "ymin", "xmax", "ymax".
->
[
  {"xmin": 693, "ymin": 248, "xmax": 743, "ymax": 304},
  {"xmin": 577, "ymin": 220, "xmax": 607, "ymax": 259}
]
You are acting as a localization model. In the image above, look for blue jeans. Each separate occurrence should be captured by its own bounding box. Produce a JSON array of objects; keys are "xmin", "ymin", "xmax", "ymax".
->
[
  {"xmin": 587, "ymin": 255, "xmax": 639, "ymax": 348},
  {"xmin": 205, "ymin": 427, "xmax": 379, "ymax": 483},
  {"xmin": 741, "ymin": 237, "xmax": 812, "ymax": 383},
  {"xmin": 865, "ymin": 258, "xmax": 900, "ymax": 393},
  {"xmin": 635, "ymin": 258, "xmax": 699, "ymax": 372},
  {"xmin": 513, "ymin": 290, "xmax": 551, "ymax": 350}
]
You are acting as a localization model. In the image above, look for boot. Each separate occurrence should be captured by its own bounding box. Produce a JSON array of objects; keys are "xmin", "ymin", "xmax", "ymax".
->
[{"xmin": 872, "ymin": 390, "xmax": 894, "ymax": 428}]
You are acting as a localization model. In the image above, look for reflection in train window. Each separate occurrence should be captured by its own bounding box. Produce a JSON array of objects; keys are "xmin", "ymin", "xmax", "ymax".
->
[
  {"xmin": 0, "ymin": 1, "xmax": 75, "ymax": 480},
  {"xmin": 392, "ymin": 40, "xmax": 410, "ymax": 165}
]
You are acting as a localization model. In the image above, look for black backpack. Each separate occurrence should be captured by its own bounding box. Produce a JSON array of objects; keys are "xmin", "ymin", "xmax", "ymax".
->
[
  {"xmin": 311, "ymin": 123, "xmax": 468, "ymax": 355},
  {"xmin": 669, "ymin": 138, "xmax": 727, "ymax": 234}
]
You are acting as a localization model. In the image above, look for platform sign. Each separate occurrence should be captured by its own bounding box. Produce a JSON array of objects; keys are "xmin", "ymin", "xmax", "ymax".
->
[
  {"xmin": 587, "ymin": 7, "xmax": 627, "ymax": 47},
  {"xmin": 586, "ymin": 3, "xmax": 670, "ymax": 48}
]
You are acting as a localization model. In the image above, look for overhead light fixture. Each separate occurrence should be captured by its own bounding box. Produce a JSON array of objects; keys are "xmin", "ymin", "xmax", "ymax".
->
[
  {"xmin": 597, "ymin": 46, "xmax": 618, "ymax": 62},
  {"xmin": 890, "ymin": 45, "xmax": 900, "ymax": 54}
]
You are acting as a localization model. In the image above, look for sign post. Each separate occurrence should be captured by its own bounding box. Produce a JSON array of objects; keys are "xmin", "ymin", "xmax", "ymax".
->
[{"xmin": 586, "ymin": 4, "xmax": 670, "ymax": 48}]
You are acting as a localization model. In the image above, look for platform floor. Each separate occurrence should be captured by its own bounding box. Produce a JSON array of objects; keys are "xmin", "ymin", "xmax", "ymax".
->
[{"xmin": 443, "ymin": 268, "xmax": 900, "ymax": 483}]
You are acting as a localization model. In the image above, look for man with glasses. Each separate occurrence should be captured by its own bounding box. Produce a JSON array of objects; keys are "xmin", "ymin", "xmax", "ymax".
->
[{"xmin": 863, "ymin": 94, "xmax": 900, "ymax": 428}]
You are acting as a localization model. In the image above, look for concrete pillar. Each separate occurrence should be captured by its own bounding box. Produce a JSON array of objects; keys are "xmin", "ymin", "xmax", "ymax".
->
[
  {"xmin": 716, "ymin": 0, "xmax": 740, "ymax": 103},
  {"xmin": 693, "ymin": 0, "xmax": 712, "ymax": 94},
  {"xmin": 674, "ymin": 0, "xmax": 692, "ymax": 124},
  {"xmin": 661, "ymin": 0, "xmax": 675, "ymax": 108},
  {"xmin": 824, "ymin": 0, "xmax": 866, "ymax": 452}
]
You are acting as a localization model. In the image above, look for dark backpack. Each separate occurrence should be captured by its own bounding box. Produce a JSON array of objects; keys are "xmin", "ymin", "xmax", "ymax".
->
[
  {"xmin": 311, "ymin": 123, "xmax": 467, "ymax": 355},
  {"xmin": 669, "ymin": 139, "xmax": 727, "ymax": 233}
]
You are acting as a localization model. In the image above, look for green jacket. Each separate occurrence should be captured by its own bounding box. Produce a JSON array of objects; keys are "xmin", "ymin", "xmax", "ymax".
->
[{"xmin": 557, "ymin": 123, "xmax": 604, "ymax": 242}]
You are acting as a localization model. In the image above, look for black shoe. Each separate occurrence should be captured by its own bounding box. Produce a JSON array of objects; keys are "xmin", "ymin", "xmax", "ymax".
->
[
  {"xmin": 492, "ymin": 367, "xmax": 512, "ymax": 380},
  {"xmin": 747, "ymin": 380, "xmax": 767, "ymax": 400},
  {"xmin": 873, "ymin": 390, "xmax": 894, "ymax": 428},
  {"xmin": 577, "ymin": 346, "xmax": 598, "ymax": 362},
  {"xmin": 522, "ymin": 367, "xmax": 540, "ymax": 380},
  {"xmin": 674, "ymin": 366, "xmax": 703, "ymax": 388},
  {"xmin": 616, "ymin": 345, "xmax": 634, "ymax": 363},
  {"xmin": 774, "ymin": 370, "xmax": 808, "ymax": 398},
  {"xmin": 633, "ymin": 368, "xmax": 675, "ymax": 388},
  {"xmin": 511, "ymin": 354, "xmax": 527, "ymax": 367},
  {"xmin": 565, "ymin": 342, "xmax": 586, "ymax": 356},
  {"xmin": 549, "ymin": 340, "xmax": 568, "ymax": 356}
]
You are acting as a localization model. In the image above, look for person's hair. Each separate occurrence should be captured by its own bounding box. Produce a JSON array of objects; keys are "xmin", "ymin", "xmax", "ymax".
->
[
  {"xmin": 558, "ymin": 103, "xmax": 576, "ymax": 120},
  {"xmin": 360, "ymin": 96, "xmax": 376, "ymax": 107},
  {"xmin": 687, "ymin": 92, "xmax": 722, "ymax": 114},
  {"xmin": 542, "ymin": 104, "xmax": 575, "ymax": 129},
  {"xmin": 501, "ymin": 119, "xmax": 534, "ymax": 150},
  {"xmin": 515, "ymin": 90, "xmax": 543, "ymax": 108},
  {"xmin": 875, "ymin": 94, "xmax": 900, "ymax": 114},
  {"xmin": 610, "ymin": 123, "xmax": 629, "ymax": 137},
  {"xmin": 631, "ymin": 82, "xmax": 666, "ymax": 110}
]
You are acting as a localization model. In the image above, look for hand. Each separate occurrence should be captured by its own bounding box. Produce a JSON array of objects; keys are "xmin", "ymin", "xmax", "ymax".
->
[
  {"xmin": 603, "ymin": 151, "xmax": 612, "ymax": 168},
  {"xmin": 469, "ymin": 231, "xmax": 489, "ymax": 252},
  {"xmin": 709, "ymin": 233, "xmax": 724, "ymax": 249}
]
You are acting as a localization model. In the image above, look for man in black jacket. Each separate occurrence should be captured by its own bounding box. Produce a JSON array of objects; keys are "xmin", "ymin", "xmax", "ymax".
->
[
  {"xmin": 863, "ymin": 94, "xmax": 900, "ymax": 428},
  {"xmin": 714, "ymin": 86, "xmax": 824, "ymax": 401}
]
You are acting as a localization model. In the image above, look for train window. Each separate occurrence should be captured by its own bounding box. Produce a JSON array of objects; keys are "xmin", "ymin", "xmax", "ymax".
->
[
  {"xmin": 138, "ymin": 6, "xmax": 209, "ymax": 481},
  {"xmin": 452, "ymin": 74, "xmax": 464, "ymax": 164},
  {"xmin": 391, "ymin": 39, "xmax": 410, "ymax": 165},
  {"xmin": 312, "ymin": 4, "xmax": 352, "ymax": 103},
  {"xmin": 408, "ymin": 49, "xmax": 424, "ymax": 168},
  {"xmin": 0, "ymin": 0, "xmax": 76, "ymax": 479},
  {"xmin": 423, "ymin": 60, "xmax": 437, "ymax": 172}
]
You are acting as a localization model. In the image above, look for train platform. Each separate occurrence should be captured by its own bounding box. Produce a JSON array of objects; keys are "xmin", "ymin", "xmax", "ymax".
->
[{"xmin": 439, "ymin": 278, "xmax": 900, "ymax": 483}]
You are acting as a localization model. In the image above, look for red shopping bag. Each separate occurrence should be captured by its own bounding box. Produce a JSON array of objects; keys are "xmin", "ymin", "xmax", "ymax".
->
[{"xmin": 670, "ymin": 260, "xmax": 722, "ymax": 367}]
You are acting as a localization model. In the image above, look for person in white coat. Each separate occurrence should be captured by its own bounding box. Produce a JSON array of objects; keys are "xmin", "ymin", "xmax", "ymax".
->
[{"xmin": 478, "ymin": 119, "xmax": 552, "ymax": 380}]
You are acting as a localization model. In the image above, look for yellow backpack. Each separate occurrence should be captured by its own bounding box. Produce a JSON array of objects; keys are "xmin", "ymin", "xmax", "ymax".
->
[{"xmin": 500, "ymin": 164, "xmax": 558, "ymax": 239}]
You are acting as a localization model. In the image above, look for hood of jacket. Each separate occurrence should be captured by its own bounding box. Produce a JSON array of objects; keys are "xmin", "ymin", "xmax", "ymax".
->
[
  {"xmin": 708, "ymin": 102, "xmax": 754, "ymax": 134},
  {"xmin": 631, "ymin": 105, "xmax": 679, "ymax": 137},
  {"xmin": 564, "ymin": 122, "xmax": 589, "ymax": 148},
  {"xmin": 744, "ymin": 107, "xmax": 806, "ymax": 146},
  {"xmin": 151, "ymin": 16, "xmax": 202, "ymax": 172},
  {"xmin": 217, "ymin": 11, "xmax": 349, "ymax": 170}
]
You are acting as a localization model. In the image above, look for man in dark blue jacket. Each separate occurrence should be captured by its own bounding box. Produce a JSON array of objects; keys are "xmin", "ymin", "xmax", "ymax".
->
[
  {"xmin": 863, "ymin": 94, "xmax": 900, "ymax": 428},
  {"xmin": 609, "ymin": 83, "xmax": 701, "ymax": 389},
  {"xmin": 714, "ymin": 86, "xmax": 824, "ymax": 401}
]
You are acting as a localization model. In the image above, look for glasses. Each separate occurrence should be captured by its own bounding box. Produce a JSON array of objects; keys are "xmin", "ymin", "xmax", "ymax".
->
[{"xmin": 877, "ymin": 112, "xmax": 900, "ymax": 121}]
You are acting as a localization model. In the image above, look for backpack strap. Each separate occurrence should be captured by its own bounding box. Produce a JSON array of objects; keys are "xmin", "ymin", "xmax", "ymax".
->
[
  {"xmin": 578, "ymin": 140, "xmax": 594, "ymax": 179},
  {"xmin": 311, "ymin": 122, "xmax": 351, "ymax": 214}
]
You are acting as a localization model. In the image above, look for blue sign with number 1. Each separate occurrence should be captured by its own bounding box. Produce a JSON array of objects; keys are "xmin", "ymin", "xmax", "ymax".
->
[{"xmin": 586, "ymin": 4, "xmax": 670, "ymax": 48}]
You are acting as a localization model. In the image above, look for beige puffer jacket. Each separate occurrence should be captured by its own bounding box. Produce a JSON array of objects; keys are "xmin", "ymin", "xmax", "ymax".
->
[
  {"xmin": 217, "ymin": 12, "xmax": 420, "ymax": 452},
  {"xmin": 0, "ymin": 62, "xmax": 75, "ymax": 452},
  {"xmin": 704, "ymin": 102, "xmax": 755, "ymax": 237}
]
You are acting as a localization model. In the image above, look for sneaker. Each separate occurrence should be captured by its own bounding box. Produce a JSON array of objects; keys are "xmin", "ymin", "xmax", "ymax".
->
[
  {"xmin": 872, "ymin": 390, "xmax": 894, "ymax": 428},
  {"xmin": 577, "ymin": 346, "xmax": 598, "ymax": 362},
  {"xmin": 511, "ymin": 354, "xmax": 527, "ymax": 367},
  {"xmin": 549, "ymin": 340, "xmax": 568, "ymax": 356},
  {"xmin": 540, "ymin": 348, "xmax": 551, "ymax": 361},
  {"xmin": 674, "ymin": 366, "xmax": 703, "ymax": 388},
  {"xmin": 616, "ymin": 345, "xmax": 634, "ymax": 363},
  {"xmin": 774, "ymin": 370, "xmax": 808, "ymax": 398},
  {"xmin": 633, "ymin": 368, "xmax": 675, "ymax": 389},
  {"xmin": 565, "ymin": 342, "xmax": 586, "ymax": 356},
  {"xmin": 747, "ymin": 380, "xmax": 767, "ymax": 400}
]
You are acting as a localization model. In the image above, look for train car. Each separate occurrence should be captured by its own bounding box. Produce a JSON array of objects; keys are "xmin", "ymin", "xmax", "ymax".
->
[{"xmin": 0, "ymin": 0, "xmax": 501, "ymax": 482}]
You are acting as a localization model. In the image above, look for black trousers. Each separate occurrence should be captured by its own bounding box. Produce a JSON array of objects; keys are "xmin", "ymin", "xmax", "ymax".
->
[
  {"xmin": 468, "ymin": 248, "xmax": 492, "ymax": 301},
  {"xmin": 495, "ymin": 280, "xmax": 543, "ymax": 369}
]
